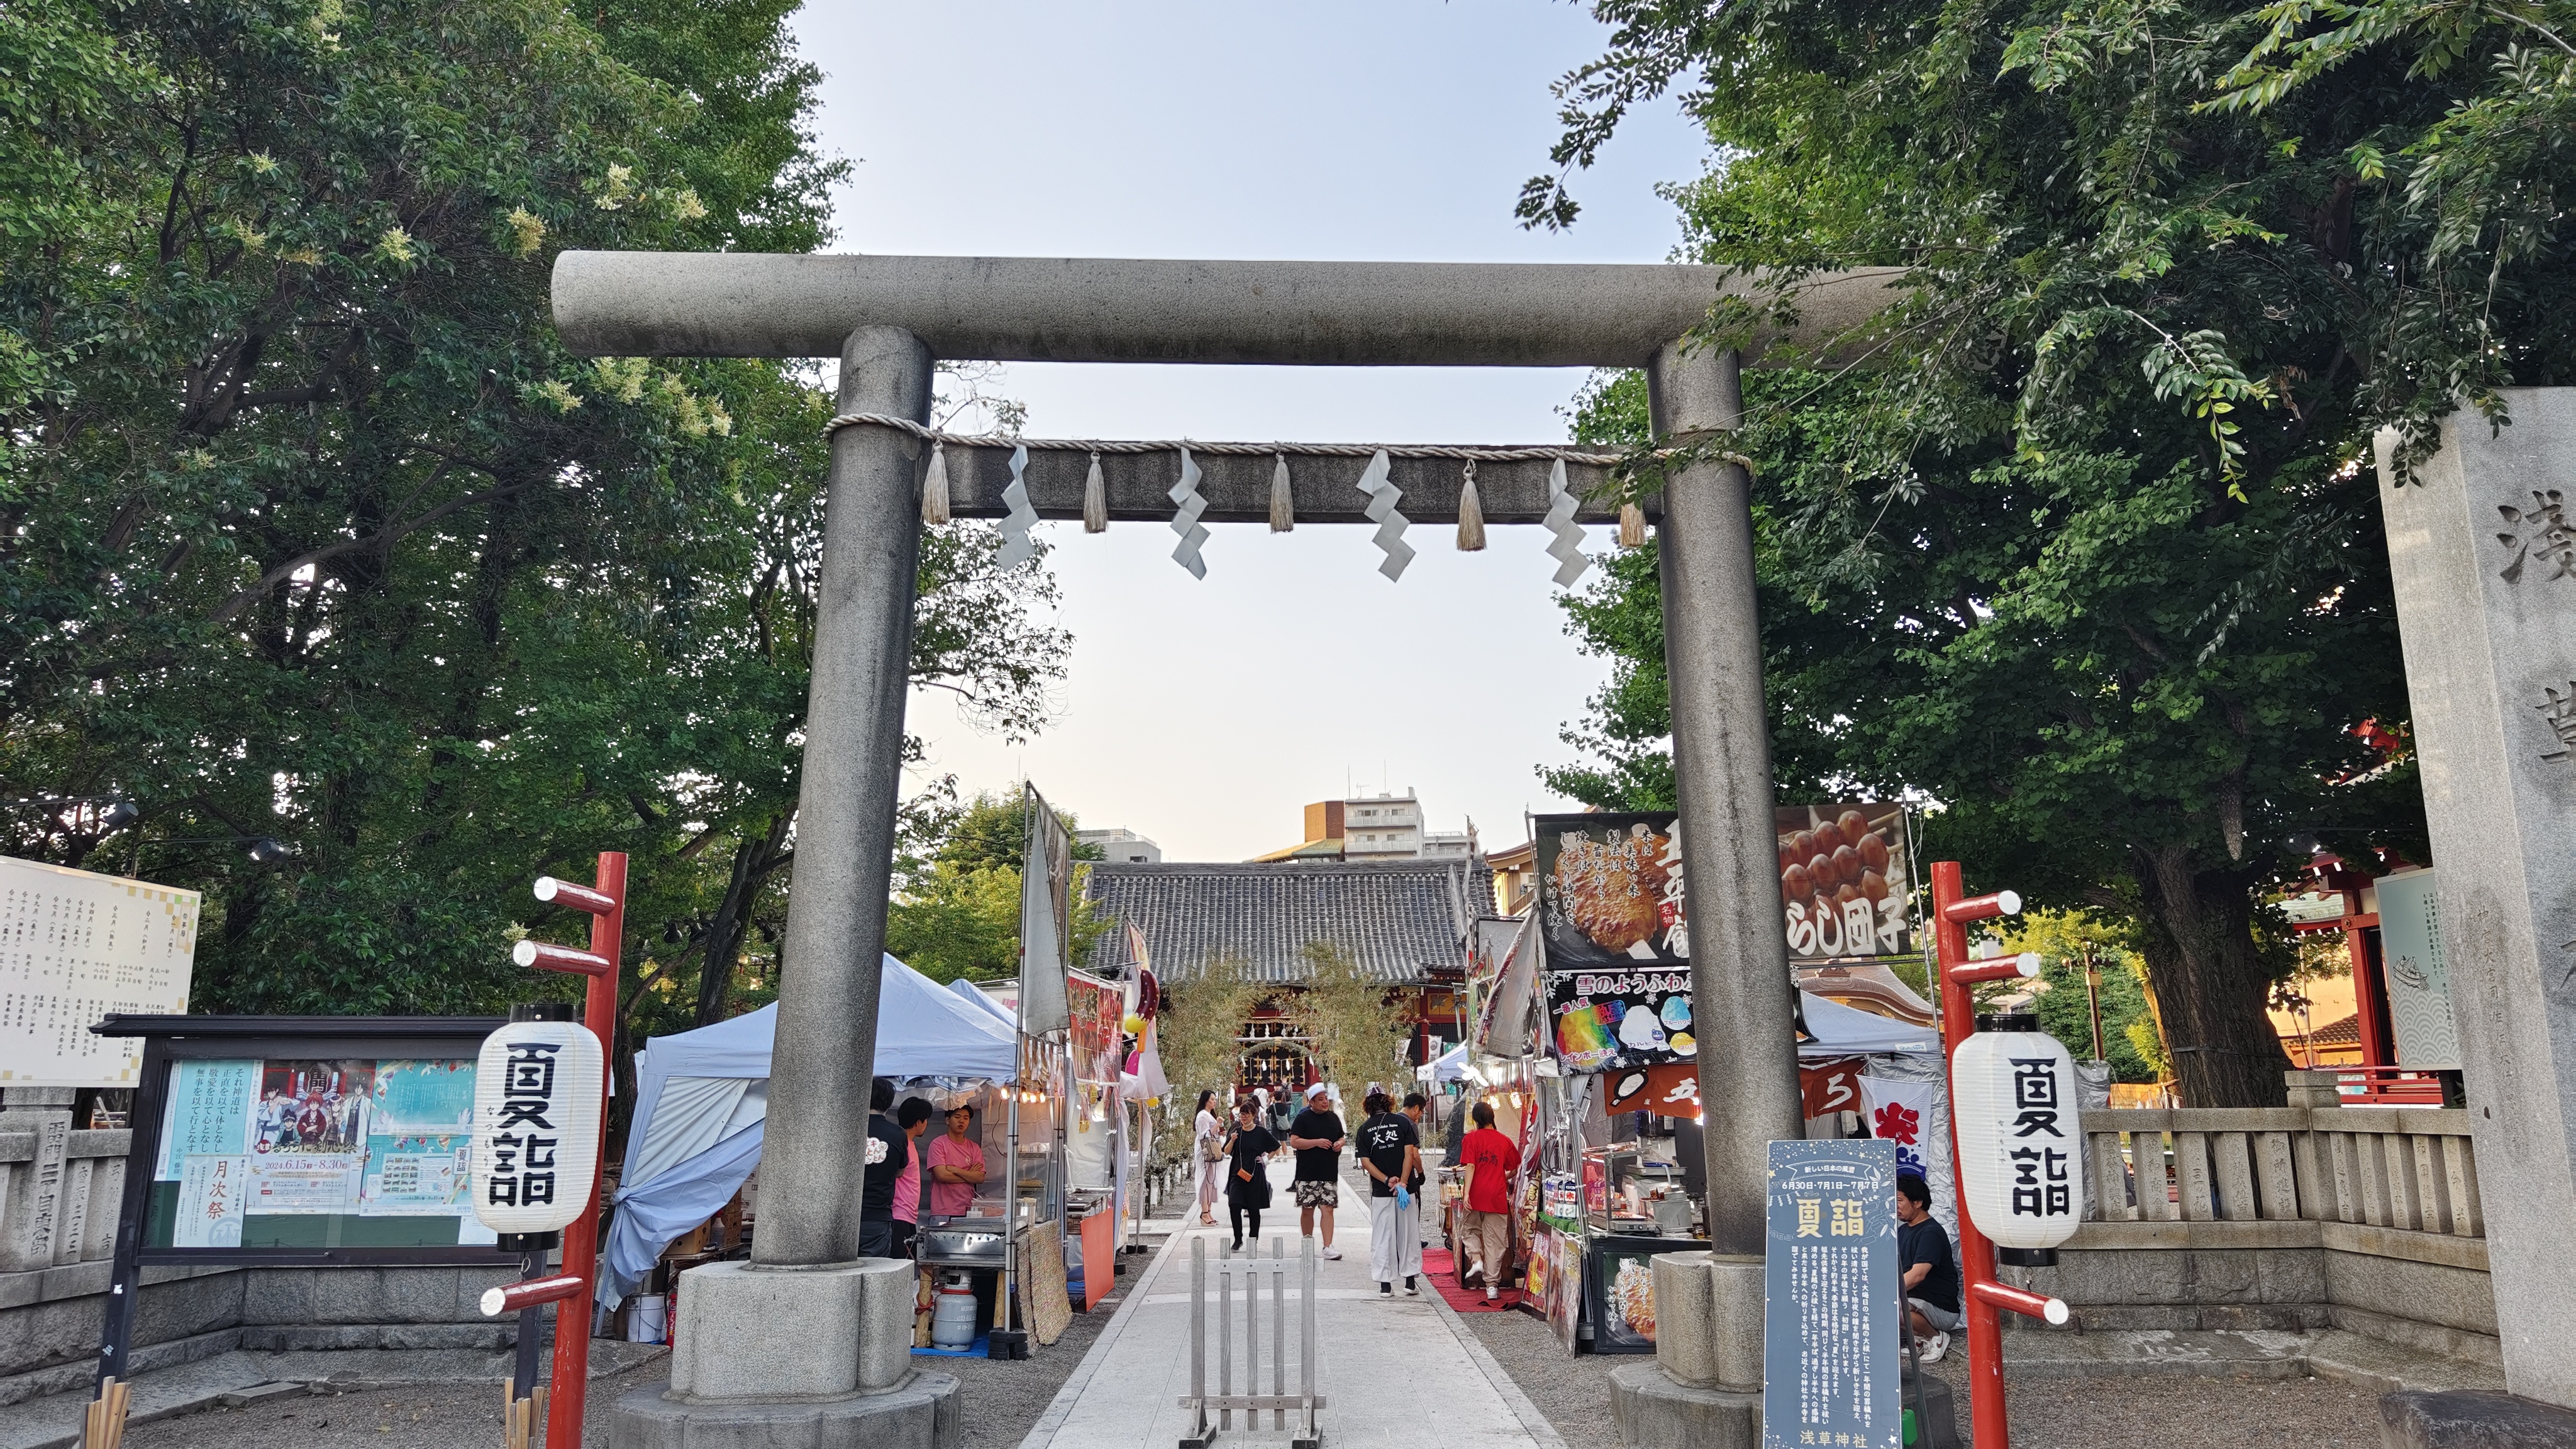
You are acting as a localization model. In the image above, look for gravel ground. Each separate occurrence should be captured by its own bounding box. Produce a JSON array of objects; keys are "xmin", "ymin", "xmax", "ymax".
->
[
  {"xmin": 1460, "ymin": 1305, "xmax": 2386, "ymax": 1449},
  {"xmin": 119, "ymin": 1238, "xmax": 1148, "ymax": 1449}
]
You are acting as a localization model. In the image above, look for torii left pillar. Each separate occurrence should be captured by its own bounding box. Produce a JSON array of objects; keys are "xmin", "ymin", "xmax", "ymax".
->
[{"xmin": 611, "ymin": 326, "xmax": 963, "ymax": 1448}]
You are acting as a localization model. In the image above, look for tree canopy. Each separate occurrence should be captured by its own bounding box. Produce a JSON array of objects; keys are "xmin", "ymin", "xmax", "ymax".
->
[
  {"xmin": 1, "ymin": 0, "xmax": 1072, "ymax": 1095},
  {"xmin": 1524, "ymin": 0, "xmax": 2562, "ymax": 1103}
]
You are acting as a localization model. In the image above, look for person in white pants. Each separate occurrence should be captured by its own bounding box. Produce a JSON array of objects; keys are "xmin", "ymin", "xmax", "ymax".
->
[
  {"xmin": 1356, "ymin": 1089, "xmax": 1424, "ymax": 1296},
  {"xmin": 1193, "ymin": 1090, "xmax": 1226, "ymax": 1226}
]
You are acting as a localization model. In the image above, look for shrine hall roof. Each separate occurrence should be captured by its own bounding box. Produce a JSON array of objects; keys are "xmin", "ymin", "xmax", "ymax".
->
[{"xmin": 1084, "ymin": 858, "xmax": 1492, "ymax": 985}]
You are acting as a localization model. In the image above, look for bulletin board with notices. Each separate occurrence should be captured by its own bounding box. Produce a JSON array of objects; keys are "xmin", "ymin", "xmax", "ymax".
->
[{"xmin": 0, "ymin": 856, "xmax": 199, "ymax": 1089}]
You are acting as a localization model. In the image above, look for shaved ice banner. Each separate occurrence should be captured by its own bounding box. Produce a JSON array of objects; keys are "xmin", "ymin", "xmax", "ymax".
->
[{"xmin": 1545, "ymin": 965, "xmax": 1694, "ymax": 1074}]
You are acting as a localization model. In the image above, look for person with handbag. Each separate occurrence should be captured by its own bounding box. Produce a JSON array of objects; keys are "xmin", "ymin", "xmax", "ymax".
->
[
  {"xmin": 1193, "ymin": 1089, "xmax": 1226, "ymax": 1226},
  {"xmin": 1224, "ymin": 1097, "xmax": 1280, "ymax": 1252}
]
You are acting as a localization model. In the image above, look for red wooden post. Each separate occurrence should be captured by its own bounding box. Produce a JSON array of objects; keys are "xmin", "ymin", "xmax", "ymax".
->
[
  {"xmin": 1930, "ymin": 861, "xmax": 2011, "ymax": 1448},
  {"xmin": 543, "ymin": 852, "xmax": 625, "ymax": 1449}
]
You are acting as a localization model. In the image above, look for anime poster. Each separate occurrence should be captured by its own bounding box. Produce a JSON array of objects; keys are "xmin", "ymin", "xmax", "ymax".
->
[{"xmin": 248, "ymin": 1060, "xmax": 372, "ymax": 1214}]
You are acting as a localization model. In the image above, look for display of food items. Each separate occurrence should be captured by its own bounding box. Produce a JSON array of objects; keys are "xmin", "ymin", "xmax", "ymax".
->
[
  {"xmin": 1612, "ymin": 1257, "xmax": 1657, "ymax": 1340},
  {"xmin": 1775, "ymin": 802, "xmax": 1914, "ymax": 960}
]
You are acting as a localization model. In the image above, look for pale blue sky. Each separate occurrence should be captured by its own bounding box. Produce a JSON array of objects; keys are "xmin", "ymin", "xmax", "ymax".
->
[{"xmin": 787, "ymin": 1, "xmax": 1709, "ymax": 862}]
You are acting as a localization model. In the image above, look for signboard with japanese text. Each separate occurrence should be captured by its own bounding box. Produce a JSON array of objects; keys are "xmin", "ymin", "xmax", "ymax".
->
[
  {"xmin": 1762, "ymin": 1139, "xmax": 1899, "ymax": 1449},
  {"xmin": 1535, "ymin": 813, "xmax": 1689, "ymax": 966},
  {"xmin": 1776, "ymin": 804, "xmax": 1914, "ymax": 965},
  {"xmin": 145, "ymin": 1054, "xmax": 492, "ymax": 1251},
  {"xmin": 2375, "ymin": 869, "xmax": 2461, "ymax": 1070},
  {"xmin": 1602, "ymin": 1062, "xmax": 1701, "ymax": 1118},
  {"xmin": 0, "ymin": 856, "xmax": 197, "ymax": 1088},
  {"xmin": 1545, "ymin": 965, "xmax": 1694, "ymax": 1074}
]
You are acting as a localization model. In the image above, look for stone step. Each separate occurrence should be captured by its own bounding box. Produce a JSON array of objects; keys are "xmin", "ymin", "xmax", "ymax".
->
[{"xmin": 1994, "ymin": 1328, "xmax": 2505, "ymax": 1394}]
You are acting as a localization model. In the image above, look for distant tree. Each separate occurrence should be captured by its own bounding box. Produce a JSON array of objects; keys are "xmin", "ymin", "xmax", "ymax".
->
[
  {"xmin": 1150, "ymin": 954, "xmax": 1265, "ymax": 1157},
  {"xmin": 884, "ymin": 792, "xmax": 1109, "ymax": 983},
  {"xmin": 1284, "ymin": 942, "xmax": 1413, "ymax": 1103}
]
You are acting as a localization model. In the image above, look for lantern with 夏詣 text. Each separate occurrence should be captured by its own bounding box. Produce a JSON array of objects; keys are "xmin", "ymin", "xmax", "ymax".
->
[
  {"xmin": 1949, "ymin": 1013, "xmax": 2082, "ymax": 1263},
  {"xmin": 470, "ymin": 1019, "xmax": 606, "ymax": 1235}
]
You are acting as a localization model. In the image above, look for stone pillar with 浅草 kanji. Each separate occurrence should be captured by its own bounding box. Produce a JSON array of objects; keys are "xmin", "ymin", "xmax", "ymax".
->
[{"xmin": 2376, "ymin": 392, "xmax": 2576, "ymax": 1414}]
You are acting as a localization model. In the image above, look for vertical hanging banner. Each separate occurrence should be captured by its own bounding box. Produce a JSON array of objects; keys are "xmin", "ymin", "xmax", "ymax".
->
[
  {"xmin": 1018, "ymin": 784, "xmax": 1074, "ymax": 1038},
  {"xmin": 1762, "ymin": 1138, "xmax": 1899, "ymax": 1449},
  {"xmin": 1776, "ymin": 802, "xmax": 1915, "ymax": 963}
]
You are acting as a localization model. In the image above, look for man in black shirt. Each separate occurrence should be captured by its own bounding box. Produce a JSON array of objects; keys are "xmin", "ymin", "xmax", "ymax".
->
[
  {"xmin": 1895, "ymin": 1172, "xmax": 1960, "ymax": 1362},
  {"xmin": 1358, "ymin": 1090, "xmax": 1424, "ymax": 1296},
  {"xmin": 1285, "ymin": 1082, "xmax": 1346, "ymax": 1261},
  {"xmin": 859, "ymin": 1077, "xmax": 909, "ymax": 1259}
]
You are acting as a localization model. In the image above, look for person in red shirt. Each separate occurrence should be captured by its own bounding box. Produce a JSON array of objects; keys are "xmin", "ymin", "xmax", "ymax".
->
[{"xmin": 1456, "ymin": 1101, "xmax": 1518, "ymax": 1302}]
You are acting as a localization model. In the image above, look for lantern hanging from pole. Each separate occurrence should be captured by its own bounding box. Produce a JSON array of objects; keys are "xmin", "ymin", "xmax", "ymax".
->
[
  {"xmin": 1950, "ymin": 1012, "xmax": 2083, "ymax": 1263},
  {"xmin": 470, "ymin": 1019, "xmax": 606, "ymax": 1235}
]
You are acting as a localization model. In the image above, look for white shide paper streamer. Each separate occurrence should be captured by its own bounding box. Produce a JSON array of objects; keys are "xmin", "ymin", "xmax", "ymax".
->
[
  {"xmin": 1168, "ymin": 446, "xmax": 1209, "ymax": 579},
  {"xmin": 1355, "ymin": 449, "xmax": 1413, "ymax": 582},
  {"xmin": 1543, "ymin": 457, "xmax": 1591, "ymax": 587},
  {"xmin": 997, "ymin": 443, "xmax": 1039, "ymax": 568}
]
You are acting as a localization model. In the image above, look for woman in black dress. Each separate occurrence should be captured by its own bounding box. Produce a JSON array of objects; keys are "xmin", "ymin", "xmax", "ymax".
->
[{"xmin": 1224, "ymin": 1097, "xmax": 1280, "ymax": 1252}]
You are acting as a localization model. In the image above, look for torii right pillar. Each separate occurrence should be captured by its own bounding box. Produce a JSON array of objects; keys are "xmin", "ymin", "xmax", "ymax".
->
[
  {"xmin": 2375, "ymin": 390, "xmax": 2576, "ymax": 1444},
  {"xmin": 1608, "ymin": 340, "xmax": 1806, "ymax": 1449}
]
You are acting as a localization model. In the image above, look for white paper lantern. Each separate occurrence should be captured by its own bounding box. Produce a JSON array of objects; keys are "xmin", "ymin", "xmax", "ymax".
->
[
  {"xmin": 1950, "ymin": 1016, "xmax": 2083, "ymax": 1255},
  {"xmin": 470, "ymin": 1019, "xmax": 606, "ymax": 1235}
]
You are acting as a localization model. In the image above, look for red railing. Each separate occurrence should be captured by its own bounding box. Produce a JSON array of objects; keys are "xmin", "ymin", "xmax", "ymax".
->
[{"xmin": 2334, "ymin": 1064, "xmax": 2451, "ymax": 1105}]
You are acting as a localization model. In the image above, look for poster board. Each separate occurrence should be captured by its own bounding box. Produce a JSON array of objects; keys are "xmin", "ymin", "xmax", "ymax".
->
[
  {"xmin": 1017, "ymin": 1218, "xmax": 1073, "ymax": 1346},
  {"xmin": 1588, "ymin": 1234, "xmax": 1669, "ymax": 1353},
  {"xmin": 1760, "ymin": 1139, "xmax": 1898, "ymax": 1448},
  {"xmin": 0, "ymin": 857, "xmax": 199, "ymax": 1087},
  {"xmin": 1065, "ymin": 971, "xmax": 1124, "ymax": 1084}
]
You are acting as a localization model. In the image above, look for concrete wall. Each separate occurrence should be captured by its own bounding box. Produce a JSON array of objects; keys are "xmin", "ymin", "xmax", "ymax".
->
[{"xmin": 0, "ymin": 1258, "xmax": 522, "ymax": 1407}]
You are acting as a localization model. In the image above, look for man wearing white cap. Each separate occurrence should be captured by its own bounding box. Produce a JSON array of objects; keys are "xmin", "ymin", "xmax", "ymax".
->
[{"xmin": 1285, "ymin": 1081, "xmax": 1346, "ymax": 1260}]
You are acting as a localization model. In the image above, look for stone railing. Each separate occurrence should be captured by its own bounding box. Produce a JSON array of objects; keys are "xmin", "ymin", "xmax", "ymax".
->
[
  {"xmin": 0, "ymin": 1088, "xmax": 128, "ymax": 1272},
  {"xmin": 2082, "ymin": 1074, "xmax": 2484, "ymax": 1236}
]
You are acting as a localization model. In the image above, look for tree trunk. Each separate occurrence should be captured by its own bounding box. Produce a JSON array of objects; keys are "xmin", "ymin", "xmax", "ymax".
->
[
  {"xmin": 694, "ymin": 812, "xmax": 793, "ymax": 1027},
  {"xmin": 2128, "ymin": 844, "xmax": 2294, "ymax": 1108}
]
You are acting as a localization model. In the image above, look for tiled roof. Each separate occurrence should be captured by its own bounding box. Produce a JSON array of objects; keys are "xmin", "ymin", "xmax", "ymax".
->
[
  {"xmin": 2302, "ymin": 1012, "xmax": 2361, "ymax": 1048},
  {"xmin": 1085, "ymin": 858, "xmax": 1492, "ymax": 985}
]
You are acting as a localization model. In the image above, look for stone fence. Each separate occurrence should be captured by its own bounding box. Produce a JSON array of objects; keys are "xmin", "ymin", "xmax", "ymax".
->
[
  {"xmin": 0, "ymin": 1088, "xmax": 511, "ymax": 1410},
  {"xmin": 2011, "ymin": 1071, "xmax": 2498, "ymax": 1366}
]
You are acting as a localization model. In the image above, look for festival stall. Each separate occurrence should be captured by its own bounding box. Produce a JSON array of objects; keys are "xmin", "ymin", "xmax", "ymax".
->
[
  {"xmin": 597, "ymin": 953, "xmax": 1021, "ymax": 1314},
  {"xmin": 1496, "ymin": 804, "xmax": 1950, "ymax": 1353}
]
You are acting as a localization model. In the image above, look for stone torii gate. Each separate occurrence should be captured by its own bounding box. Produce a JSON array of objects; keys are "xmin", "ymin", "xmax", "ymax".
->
[{"xmin": 553, "ymin": 252, "xmax": 1901, "ymax": 1449}]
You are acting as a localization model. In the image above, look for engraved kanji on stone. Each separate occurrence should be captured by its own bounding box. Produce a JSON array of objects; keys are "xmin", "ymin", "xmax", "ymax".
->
[
  {"xmin": 2497, "ymin": 489, "xmax": 2576, "ymax": 583},
  {"xmin": 2539, "ymin": 682, "xmax": 2576, "ymax": 766}
]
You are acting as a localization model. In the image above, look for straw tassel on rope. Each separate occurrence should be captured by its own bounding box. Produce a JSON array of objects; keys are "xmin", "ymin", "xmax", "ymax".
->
[
  {"xmin": 1455, "ymin": 458, "xmax": 1485, "ymax": 552},
  {"xmin": 920, "ymin": 440, "xmax": 951, "ymax": 525},
  {"xmin": 1618, "ymin": 501, "xmax": 1646, "ymax": 548},
  {"xmin": 1082, "ymin": 450, "xmax": 1108, "ymax": 533},
  {"xmin": 1269, "ymin": 452, "xmax": 1294, "ymax": 532}
]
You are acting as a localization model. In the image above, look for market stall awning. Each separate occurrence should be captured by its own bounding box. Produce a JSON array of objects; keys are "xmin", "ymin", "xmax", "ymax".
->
[{"xmin": 1798, "ymin": 990, "xmax": 1941, "ymax": 1057}]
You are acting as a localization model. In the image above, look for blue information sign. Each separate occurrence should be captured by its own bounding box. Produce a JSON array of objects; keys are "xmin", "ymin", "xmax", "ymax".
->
[{"xmin": 1762, "ymin": 1139, "xmax": 1899, "ymax": 1449}]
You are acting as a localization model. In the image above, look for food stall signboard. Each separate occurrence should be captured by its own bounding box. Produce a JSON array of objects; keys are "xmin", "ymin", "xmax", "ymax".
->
[
  {"xmin": 1535, "ymin": 813, "xmax": 1688, "ymax": 967},
  {"xmin": 1761, "ymin": 1138, "xmax": 1899, "ymax": 1449},
  {"xmin": 1065, "ymin": 970, "xmax": 1124, "ymax": 1084},
  {"xmin": 1777, "ymin": 803, "xmax": 1915, "ymax": 963},
  {"xmin": 1544, "ymin": 966, "xmax": 1693, "ymax": 1073}
]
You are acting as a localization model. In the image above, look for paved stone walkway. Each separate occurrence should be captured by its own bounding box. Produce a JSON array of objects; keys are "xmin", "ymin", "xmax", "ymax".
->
[{"xmin": 1024, "ymin": 1158, "xmax": 1562, "ymax": 1449}]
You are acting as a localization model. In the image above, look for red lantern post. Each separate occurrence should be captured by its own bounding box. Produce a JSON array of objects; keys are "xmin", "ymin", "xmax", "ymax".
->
[
  {"xmin": 519, "ymin": 855, "xmax": 625, "ymax": 1449},
  {"xmin": 1930, "ymin": 860, "xmax": 2070, "ymax": 1449}
]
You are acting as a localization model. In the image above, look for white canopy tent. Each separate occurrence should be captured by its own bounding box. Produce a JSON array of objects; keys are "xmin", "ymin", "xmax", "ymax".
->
[
  {"xmin": 1797, "ymin": 989, "xmax": 1942, "ymax": 1057},
  {"xmin": 1417, "ymin": 1041, "xmax": 1473, "ymax": 1084},
  {"xmin": 599, "ymin": 953, "xmax": 1018, "ymax": 1306}
]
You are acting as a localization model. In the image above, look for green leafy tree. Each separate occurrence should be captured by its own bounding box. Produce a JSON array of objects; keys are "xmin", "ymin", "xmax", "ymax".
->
[
  {"xmin": 1519, "ymin": 0, "xmax": 2550, "ymax": 1105},
  {"xmin": 1996, "ymin": 910, "xmax": 2165, "ymax": 1084},
  {"xmin": 1284, "ymin": 941, "xmax": 1413, "ymax": 1102},
  {"xmin": 884, "ymin": 792, "xmax": 1109, "ymax": 983},
  {"xmin": 1150, "ymin": 955, "xmax": 1265, "ymax": 1157},
  {"xmin": 0, "ymin": 0, "xmax": 1074, "ymax": 1132}
]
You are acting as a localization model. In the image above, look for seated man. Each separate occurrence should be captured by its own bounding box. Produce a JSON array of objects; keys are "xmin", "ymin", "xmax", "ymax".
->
[{"xmin": 1895, "ymin": 1172, "xmax": 1961, "ymax": 1363}]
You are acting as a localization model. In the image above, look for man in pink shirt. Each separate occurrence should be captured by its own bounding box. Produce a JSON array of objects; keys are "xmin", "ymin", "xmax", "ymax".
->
[
  {"xmin": 925, "ymin": 1104, "xmax": 987, "ymax": 1218},
  {"xmin": 891, "ymin": 1098, "xmax": 933, "ymax": 1257}
]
